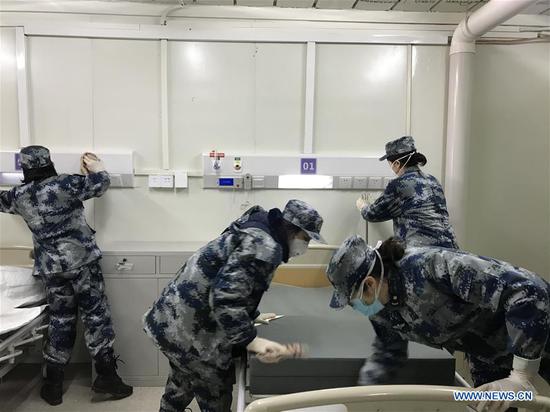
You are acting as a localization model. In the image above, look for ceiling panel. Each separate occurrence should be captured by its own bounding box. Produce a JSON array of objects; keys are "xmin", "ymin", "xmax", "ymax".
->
[
  {"xmin": 520, "ymin": 0, "xmax": 550, "ymax": 14},
  {"xmin": 237, "ymin": 0, "xmax": 274, "ymax": 6},
  {"xmin": 7, "ymin": 0, "xmax": 548, "ymax": 14},
  {"xmin": 431, "ymin": 0, "xmax": 483, "ymax": 13},
  {"xmin": 197, "ymin": 0, "xmax": 235, "ymax": 5},
  {"xmin": 315, "ymin": 0, "xmax": 356, "ymax": 9},
  {"xmin": 276, "ymin": 0, "xmax": 315, "ymax": 7},
  {"xmin": 392, "ymin": 0, "xmax": 437, "ymax": 12},
  {"xmin": 355, "ymin": 0, "xmax": 397, "ymax": 11},
  {"xmin": 468, "ymin": 0, "xmax": 489, "ymax": 12}
]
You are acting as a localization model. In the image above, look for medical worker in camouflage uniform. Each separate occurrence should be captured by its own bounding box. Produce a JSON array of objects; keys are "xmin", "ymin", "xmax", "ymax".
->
[
  {"xmin": 0, "ymin": 146, "xmax": 132, "ymax": 405},
  {"xmin": 356, "ymin": 136, "xmax": 458, "ymax": 249},
  {"xmin": 143, "ymin": 199, "xmax": 325, "ymax": 412},
  {"xmin": 327, "ymin": 235, "xmax": 550, "ymax": 412}
]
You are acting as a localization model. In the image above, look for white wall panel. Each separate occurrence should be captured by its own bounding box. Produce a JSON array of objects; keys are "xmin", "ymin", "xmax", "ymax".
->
[
  {"xmin": 253, "ymin": 43, "xmax": 305, "ymax": 154},
  {"xmin": 314, "ymin": 44, "xmax": 408, "ymax": 156},
  {"xmin": 92, "ymin": 39, "xmax": 162, "ymax": 170},
  {"xmin": 168, "ymin": 41, "xmax": 256, "ymax": 171},
  {"xmin": 28, "ymin": 36, "xmax": 93, "ymax": 149},
  {"xmin": 169, "ymin": 42, "xmax": 306, "ymax": 170},
  {"xmin": 410, "ymin": 45, "xmax": 448, "ymax": 180},
  {"xmin": 94, "ymin": 176, "xmax": 391, "ymax": 246},
  {"xmin": 0, "ymin": 28, "xmax": 20, "ymax": 150}
]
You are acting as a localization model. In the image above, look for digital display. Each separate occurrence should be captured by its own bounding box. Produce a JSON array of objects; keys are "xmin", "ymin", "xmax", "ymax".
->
[{"xmin": 218, "ymin": 178, "xmax": 234, "ymax": 187}]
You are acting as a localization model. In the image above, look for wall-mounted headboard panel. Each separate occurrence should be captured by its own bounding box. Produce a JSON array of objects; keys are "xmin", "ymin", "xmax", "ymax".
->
[{"xmin": 0, "ymin": 246, "xmax": 34, "ymax": 268}]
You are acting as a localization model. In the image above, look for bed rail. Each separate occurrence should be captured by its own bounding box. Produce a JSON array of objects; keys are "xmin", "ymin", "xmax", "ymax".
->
[
  {"xmin": 0, "ymin": 313, "xmax": 47, "ymax": 379},
  {"xmin": 244, "ymin": 385, "xmax": 550, "ymax": 412}
]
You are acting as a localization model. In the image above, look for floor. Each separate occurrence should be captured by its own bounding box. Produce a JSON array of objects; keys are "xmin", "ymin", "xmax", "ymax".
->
[
  {"xmin": 2, "ymin": 363, "xmax": 549, "ymax": 412},
  {"xmin": 0, "ymin": 363, "xmax": 226, "ymax": 412}
]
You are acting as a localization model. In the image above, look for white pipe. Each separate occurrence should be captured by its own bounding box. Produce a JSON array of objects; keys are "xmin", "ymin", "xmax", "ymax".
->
[
  {"xmin": 160, "ymin": 3, "xmax": 184, "ymax": 26},
  {"xmin": 444, "ymin": 0, "xmax": 537, "ymax": 243}
]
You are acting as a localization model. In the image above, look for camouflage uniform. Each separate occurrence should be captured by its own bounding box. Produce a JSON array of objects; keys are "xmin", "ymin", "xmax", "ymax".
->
[
  {"xmin": 0, "ymin": 146, "xmax": 115, "ymax": 365},
  {"xmin": 143, "ymin": 200, "xmax": 324, "ymax": 412},
  {"xmin": 362, "ymin": 136, "xmax": 458, "ymax": 249},
  {"xmin": 327, "ymin": 236, "xmax": 550, "ymax": 388}
]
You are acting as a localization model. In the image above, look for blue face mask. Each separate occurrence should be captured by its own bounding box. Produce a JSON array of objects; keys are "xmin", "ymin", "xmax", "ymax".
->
[
  {"xmin": 350, "ymin": 297, "xmax": 385, "ymax": 317},
  {"xmin": 350, "ymin": 247, "xmax": 385, "ymax": 318}
]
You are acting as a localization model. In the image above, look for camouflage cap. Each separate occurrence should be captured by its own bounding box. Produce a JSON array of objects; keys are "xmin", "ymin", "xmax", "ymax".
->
[
  {"xmin": 282, "ymin": 199, "xmax": 326, "ymax": 244},
  {"xmin": 379, "ymin": 135, "xmax": 416, "ymax": 161},
  {"xmin": 327, "ymin": 235, "xmax": 377, "ymax": 310},
  {"xmin": 20, "ymin": 146, "xmax": 53, "ymax": 170}
]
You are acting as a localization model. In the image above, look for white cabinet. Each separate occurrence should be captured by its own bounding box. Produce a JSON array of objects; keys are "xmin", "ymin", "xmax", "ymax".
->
[
  {"xmin": 101, "ymin": 251, "xmax": 189, "ymax": 386},
  {"xmin": 103, "ymin": 277, "xmax": 159, "ymax": 380}
]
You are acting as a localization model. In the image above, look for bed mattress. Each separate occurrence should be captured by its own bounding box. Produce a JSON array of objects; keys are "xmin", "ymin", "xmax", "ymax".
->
[{"xmin": 0, "ymin": 266, "xmax": 46, "ymax": 335}]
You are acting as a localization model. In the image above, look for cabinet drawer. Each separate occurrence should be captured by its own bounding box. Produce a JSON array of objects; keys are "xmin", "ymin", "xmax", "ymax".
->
[
  {"xmin": 101, "ymin": 255, "xmax": 156, "ymax": 274},
  {"xmin": 158, "ymin": 253, "xmax": 193, "ymax": 274}
]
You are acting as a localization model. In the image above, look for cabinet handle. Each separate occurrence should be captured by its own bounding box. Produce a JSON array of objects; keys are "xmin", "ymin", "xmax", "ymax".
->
[{"xmin": 116, "ymin": 259, "xmax": 134, "ymax": 272}]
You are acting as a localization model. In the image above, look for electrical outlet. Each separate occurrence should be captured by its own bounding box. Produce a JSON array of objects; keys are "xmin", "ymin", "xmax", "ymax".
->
[
  {"xmin": 174, "ymin": 171, "xmax": 188, "ymax": 188},
  {"xmin": 338, "ymin": 176, "xmax": 353, "ymax": 189},
  {"xmin": 148, "ymin": 175, "xmax": 174, "ymax": 188},
  {"xmin": 244, "ymin": 174, "xmax": 252, "ymax": 190},
  {"xmin": 353, "ymin": 177, "xmax": 368, "ymax": 189},
  {"xmin": 368, "ymin": 177, "xmax": 383, "ymax": 189},
  {"xmin": 253, "ymin": 176, "xmax": 265, "ymax": 189}
]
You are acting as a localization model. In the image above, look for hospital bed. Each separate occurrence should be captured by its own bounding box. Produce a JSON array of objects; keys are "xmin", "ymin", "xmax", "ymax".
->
[
  {"xmin": 235, "ymin": 282, "xmax": 459, "ymax": 411},
  {"xmin": 0, "ymin": 247, "xmax": 47, "ymax": 379},
  {"xmin": 249, "ymin": 284, "xmax": 455, "ymax": 395}
]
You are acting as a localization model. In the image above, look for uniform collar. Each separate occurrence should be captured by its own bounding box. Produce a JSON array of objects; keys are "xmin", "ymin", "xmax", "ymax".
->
[{"xmin": 401, "ymin": 165, "xmax": 421, "ymax": 175}]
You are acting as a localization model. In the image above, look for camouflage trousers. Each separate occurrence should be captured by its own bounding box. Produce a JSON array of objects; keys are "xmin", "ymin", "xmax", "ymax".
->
[
  {"xmin": 41, "ymin": 261, "xmax": 115, "ymax": 365},
  {"xmin": 159, "ymin": 350, "xmax": 235, "ymax": 412}
]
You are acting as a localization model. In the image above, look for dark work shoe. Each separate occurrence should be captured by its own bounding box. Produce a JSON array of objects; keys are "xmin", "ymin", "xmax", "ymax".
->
[
  {"xmin": 92, "ymin": 355, "xmax": 133, "ymax": 399},
  {"xmin": 40, "ymin": 362, "xmax": 64, "ymax": 406}
]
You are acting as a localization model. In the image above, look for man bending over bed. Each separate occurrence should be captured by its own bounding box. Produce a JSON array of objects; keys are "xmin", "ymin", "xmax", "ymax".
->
[{"xmin": 0, "ymin": 146, "xmax": 132, "ymax": 406}]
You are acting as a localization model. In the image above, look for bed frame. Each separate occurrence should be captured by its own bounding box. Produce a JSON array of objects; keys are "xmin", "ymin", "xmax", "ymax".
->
[
  {"xmin": 0, "ymin": 246, "xmax": 47, "ymax": 379},
  {"xmin": 243, "ymin": 385, "xmax": 550, "ymax": 411}
]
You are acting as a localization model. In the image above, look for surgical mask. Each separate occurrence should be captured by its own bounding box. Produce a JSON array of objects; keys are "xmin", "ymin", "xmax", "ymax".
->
[
  {"xmin": 289, "ymin": 238, "xmax": 309, "ymax": 257},
  {"xmin": 350, "ymin": 244, "xmax": 385, "ymax": 317},
  {"xmin": 390, "ymin": 152, "xmax": 414, "ymax": 175}
]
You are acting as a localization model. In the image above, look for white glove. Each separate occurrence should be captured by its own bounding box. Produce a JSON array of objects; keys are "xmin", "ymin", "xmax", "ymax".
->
[
  {"xmin": 476, "ymin": 356, "xmax": 540, "ymax": 412},
  {"xmin": 81, "ymin": 153, "xmax": 105, "ymax": 174},
  {"xmin": 255, "ymin": 313, "xmax": 278, "ymax": 325},
  {"xmin": 356, "ymin": 193, "xmax": 368, "ymax": 212},
  {"xmin": 246, "ymin": 337, "xmax": 287, "ymax": 363},
  {"xmin": 256, "ymin": 342, "xmax": 307, "ymax": 363}
]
